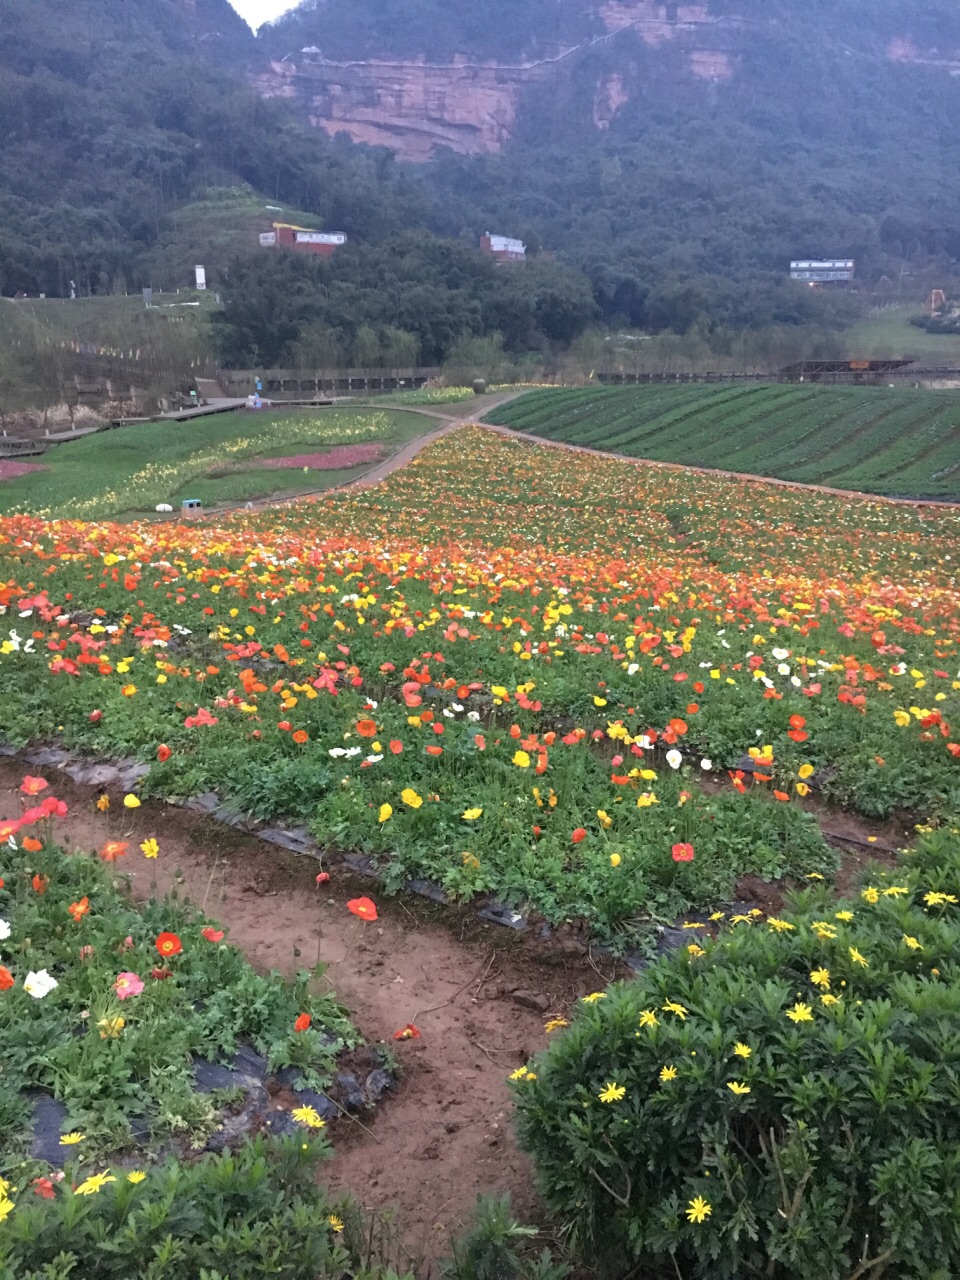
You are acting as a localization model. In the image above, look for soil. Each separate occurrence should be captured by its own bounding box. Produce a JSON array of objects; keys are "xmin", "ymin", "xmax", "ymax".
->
[{"xmin": 0, "ymin": 757, "xmax": 618, "ymax": 1272}]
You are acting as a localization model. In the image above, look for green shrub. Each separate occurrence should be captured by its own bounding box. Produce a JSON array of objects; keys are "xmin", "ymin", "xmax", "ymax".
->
[
  {"xmin": 514, "ymin": 827, "xmax": 960, "ymax": 1279},
  {"xmin": 0, "ymin": 1134, "xmax": 410, "ymax": 1280}
]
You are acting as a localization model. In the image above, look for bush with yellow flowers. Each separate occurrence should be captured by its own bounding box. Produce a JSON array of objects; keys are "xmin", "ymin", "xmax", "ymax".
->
[
  {"xmin": 513, "ymin": 826, "xmax": 960, "ymax": 1279},
  {"xmin": 0, "ymin": 1135, "xmax": 399, "ymax": 1280}
]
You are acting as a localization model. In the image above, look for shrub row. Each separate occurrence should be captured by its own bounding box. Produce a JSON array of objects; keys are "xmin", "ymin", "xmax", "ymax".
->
[{"xmin": 515, "ymin": 827, "xmax": 960, "ymax": 1278}]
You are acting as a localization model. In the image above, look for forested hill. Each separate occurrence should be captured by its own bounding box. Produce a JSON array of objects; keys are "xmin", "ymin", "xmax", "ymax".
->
[
  {"xmin": 5, "ymin": 0, "xmax": 960, "ymax": 357},
  {"xmin": 250, "ymin": 0, "xmax": 960, "ymax": 334},
  {"xmin": 0, "ymin": 0, "xmax": 432, "ymax": 296}
]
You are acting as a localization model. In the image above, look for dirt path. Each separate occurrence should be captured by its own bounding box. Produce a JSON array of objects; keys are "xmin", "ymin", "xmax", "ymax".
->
[{"xmin": 0, "ymin": 757, "xmax": 613, "ymax": 1271}]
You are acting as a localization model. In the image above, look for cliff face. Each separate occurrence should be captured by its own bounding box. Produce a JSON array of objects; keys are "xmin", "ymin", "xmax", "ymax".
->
[
  {"xmin": 249, "ymin": 1, "xmax": 946, "ymax": 161},
  {"xmin": 252, "ymin": 56, "xmax": 553, "ymax": 160}
]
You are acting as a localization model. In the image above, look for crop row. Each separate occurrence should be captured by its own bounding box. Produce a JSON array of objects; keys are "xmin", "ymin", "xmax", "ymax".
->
[{"xmin": 486, "ymin": 385, "xmax": 960, "ymax": 498}]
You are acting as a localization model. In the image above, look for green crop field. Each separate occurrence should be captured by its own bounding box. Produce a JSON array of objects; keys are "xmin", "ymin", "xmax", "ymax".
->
[
  {"xmin": 0, "ymin": 407, "xmax": 428, "ymax": 521},
  {"xmin": 483, "ymin": 383, "xmax": 960, "ymax": 499}
]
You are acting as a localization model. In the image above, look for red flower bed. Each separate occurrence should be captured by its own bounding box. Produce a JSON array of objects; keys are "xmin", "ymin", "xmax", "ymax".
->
[
  {"xmin": 256, "ymin": 444, "xmax": 383, "ymax": 471},
  {"xmin": 0, "ymin": 461, "xmax": 47, "ymax": 481}
]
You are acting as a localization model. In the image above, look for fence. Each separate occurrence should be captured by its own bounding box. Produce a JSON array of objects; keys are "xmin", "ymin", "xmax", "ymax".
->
[{"xmin": 219, "ymin": 367, "xmax": 443, "ymax": 398}]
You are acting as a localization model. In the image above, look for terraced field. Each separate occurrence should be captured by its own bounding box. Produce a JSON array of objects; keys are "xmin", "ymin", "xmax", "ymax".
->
[{"xmin": 484, "ymin": 383, "xmax": 960, "ymax": 499}]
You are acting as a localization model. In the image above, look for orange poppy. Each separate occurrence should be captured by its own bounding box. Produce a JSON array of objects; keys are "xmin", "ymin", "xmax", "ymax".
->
[
  {"xmin": 99, "ymin": 840, "xmax": 129, "ymax": 862},
  {"xmin": 20, "ymin": 776, "xmax": 49, "ymax": 796},
  {"xmin": 346, "ymin": 897, "xmax": 378, "ymax": 922},
  {"xmin": 389, "ymin": 740, "xmax": 403, "ymax": 754},
  {"xmin": 292, "ymin": 729, "xmax": 309, "ymax": 745},
  {"xmin": 294, "ymin": 1013, "xmax": 312, "ymax": 1033},
  {"xmin": 22, "ymin": 836, "xmax": 43, "ymax": 853},
  {"xmin": 68, "ymin": 897, "xmax": 90, "ymax": 922},
  {"xmin": 773, "ymin": 790, "xmax": 791, "ymax": 802},
  {"xmin": 393, "ymin": 1024, "xmax": 421, "ymax": 1040},
  {"xmin": 425, "ymin": 744, "xmax": 443, "ymax": 756},
  {"xmin": 0, "ymin": 966, "xmax": 13, "ymax": 992},
  {"xmin": 155, "ymin": 931, "xmax": 183, "ymax": 957},
  {"xmin": 571, "ymin": 828, "xmax": 587, "ymax": 844},
  {"xmin": 32, "ymin": 873, "xmax": 48, "ymax": 895},
  {"xmin": 356, "ymin": 719, "xmax": 378, "ymax": 737}
]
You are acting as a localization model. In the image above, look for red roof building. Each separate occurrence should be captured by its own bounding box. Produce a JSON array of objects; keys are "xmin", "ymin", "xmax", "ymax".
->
[{"xmin": 259, "ymin": 223, "xmax": 347, "ymax": 256}]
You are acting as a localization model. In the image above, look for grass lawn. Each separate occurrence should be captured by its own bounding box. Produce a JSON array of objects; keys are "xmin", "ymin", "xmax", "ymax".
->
[
  {"xmin": 845, "ymin": 305, "xmax": 960, "ymax": 362},
  {"xmin": 0, "ymin": 407, "xmax": 428, "ymax": 520}
]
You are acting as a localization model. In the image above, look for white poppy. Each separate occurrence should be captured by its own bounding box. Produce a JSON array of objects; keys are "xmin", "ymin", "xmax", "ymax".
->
[
  {"xmin": 700, "ymin": 758, "xmax": 713, "ymax": 771},
  {"xmin": 0, "ymin": 919, "xmax": 10, "ymax": 940},
  {"xmin": 23, "ymin": 969, "xmax": 58, "ymax": 1000},
  {"xmin": 772, "ymin": 648, "xmax": 790, "ymax": 661},
  {"xmin": 777, "ymin": 663, "xmax": 791, "ymax": 676},
  {"xmin": 666, "ymin": 749, "xmax": 683, "ymax": 769},
  {"xmin": 627, "ymin": 663, "xmax": 639, "ymax": 675}
]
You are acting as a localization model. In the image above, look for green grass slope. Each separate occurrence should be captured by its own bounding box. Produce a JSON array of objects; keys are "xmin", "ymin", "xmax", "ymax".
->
[
  {"xmin": 845, "ymin": 307, "xmax": 960, "ymax": 363},
  {"xmin": 0, "ymin": 407, "xmax": 428, "ymax": 520},
  {"xmin": 484, "ymin": 384, "xmax": 960, "ymax": 500}
]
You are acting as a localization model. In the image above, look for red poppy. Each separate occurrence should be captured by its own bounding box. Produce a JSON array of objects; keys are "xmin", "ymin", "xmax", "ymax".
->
[
  {"xmin": 88, "ymin": 709, "xmax": 103, "ymax": 723},
  {"xmin": 788, "ymin": 714, "xmax": 806, "ymax": 729},
  {"xmin": 201, "ymin": 926, "xmax": 224, "ymax": 943},
  {"xmin": 0, "ymin": 820, "xmax": 20, "ymax": 840},
  {"xmin": 571, "ymin": 828, "xmax": 587, "ymax": 844},
  {"xmin": 277, "ymin": 720, "xmax": 292, "ymax": 731},
  {"xmin": 157, "ymin": 744, "xmax": 171, "ymax": 763},
  {"xmin": 294, "ymin": 1013, "xmax": 312, "ymax": 1033},
  {"xmin": 32, "ymin": 1177, "xmax": 56, "ymax": 1200},
  {"xmin": 0, "ymin": 966, "xmax": 14, "ymax": 992},
  {"xmin": 39, "ymin": 796, "xmax": 67, "ymax": 818},
  {"xmin": 671, "ymin": 842, "xmax": 695, "ymax": 863},
  {"xmin": 393, "ymin": 1024, "xmax": 422, "ymax": 1040},
  {"xmin": 356, "ymin": 719, "xmax": 378, "ymax": 738},
  {"xmin": 316, "ymin": 871, "xmax": 330, "ymax": 885},
  {"xmin": 425, "ymin": 744, "xmax": 444, "ymax": 756},
  {"xmin": 32, "ymin": 873, "xmax": 48, "ymax": 895},
  {"xmin": 151, "ymin": 967, "xmax": 173, "ymax": 980},
  {"xmin": 99, "ymin": 840, "xmax": 129, "ymax": 862},
  {"xmin": 22, "ymin": 836, "xmax": 43, "ymax": 853},
  {"xmin": 20, "ymin": 776, "xmax": 49, "ymax": 796},
  {"xmin": 155, "ymin": 931, "xmax": 183, "ymax": 957},
  {"xmin": 347, "ymin": 896, "xmax": 378, "ymax": 922},
  {"xmin": 389, "ymin": 740, "xmax": 403, "ymax": 754}
]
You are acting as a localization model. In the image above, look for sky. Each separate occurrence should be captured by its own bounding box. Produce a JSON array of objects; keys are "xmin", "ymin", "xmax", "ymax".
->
[{"xmin": 227, "ymin": 0, "xmax": 300, "ymax": 31}]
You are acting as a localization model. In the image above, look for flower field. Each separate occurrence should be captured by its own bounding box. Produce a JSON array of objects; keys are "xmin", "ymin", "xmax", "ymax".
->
[
  {"xmin": 485, "ymin": 383, "xmax": 960, "ymax": 499},
  {"xmin": 2, "ymin": 425, "xmax": 960, "ymax": 944},
  {"xmin": 0, "ymin": 777, "xmax": 357, "ymax": 1188}
]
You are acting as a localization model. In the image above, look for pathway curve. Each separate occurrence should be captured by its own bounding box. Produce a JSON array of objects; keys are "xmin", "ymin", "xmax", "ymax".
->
[{"xmin": 0, "ymin": 756, "xmax": 609, "ymax": 1271}]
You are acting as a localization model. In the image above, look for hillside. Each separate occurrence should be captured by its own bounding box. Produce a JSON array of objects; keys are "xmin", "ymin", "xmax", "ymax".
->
[
  {"xmin": 484, "ymin": 382, "xmax": 960, "ymax": 500},
  {"xmin": 0, "ymin": 0, "xmax": 432, "ymax": 298},
  {"xmin": 244, "ymin": 0, "xmax": 960, "ymax": 337},
  {"xmin": 5, "ymin": 0, "xmax": 960, "ymax": 357}
]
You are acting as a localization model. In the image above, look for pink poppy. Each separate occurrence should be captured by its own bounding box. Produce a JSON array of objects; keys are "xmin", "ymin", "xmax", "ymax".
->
[{"xmin": 113, "ymin": 972, "xmax": 144, "ymax": 1000}]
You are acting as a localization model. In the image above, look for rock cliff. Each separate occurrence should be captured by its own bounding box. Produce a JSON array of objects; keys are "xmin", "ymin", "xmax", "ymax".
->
[{"xmin": 249, "ymin": 1, "xmax": 953, "ymax": 161}]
